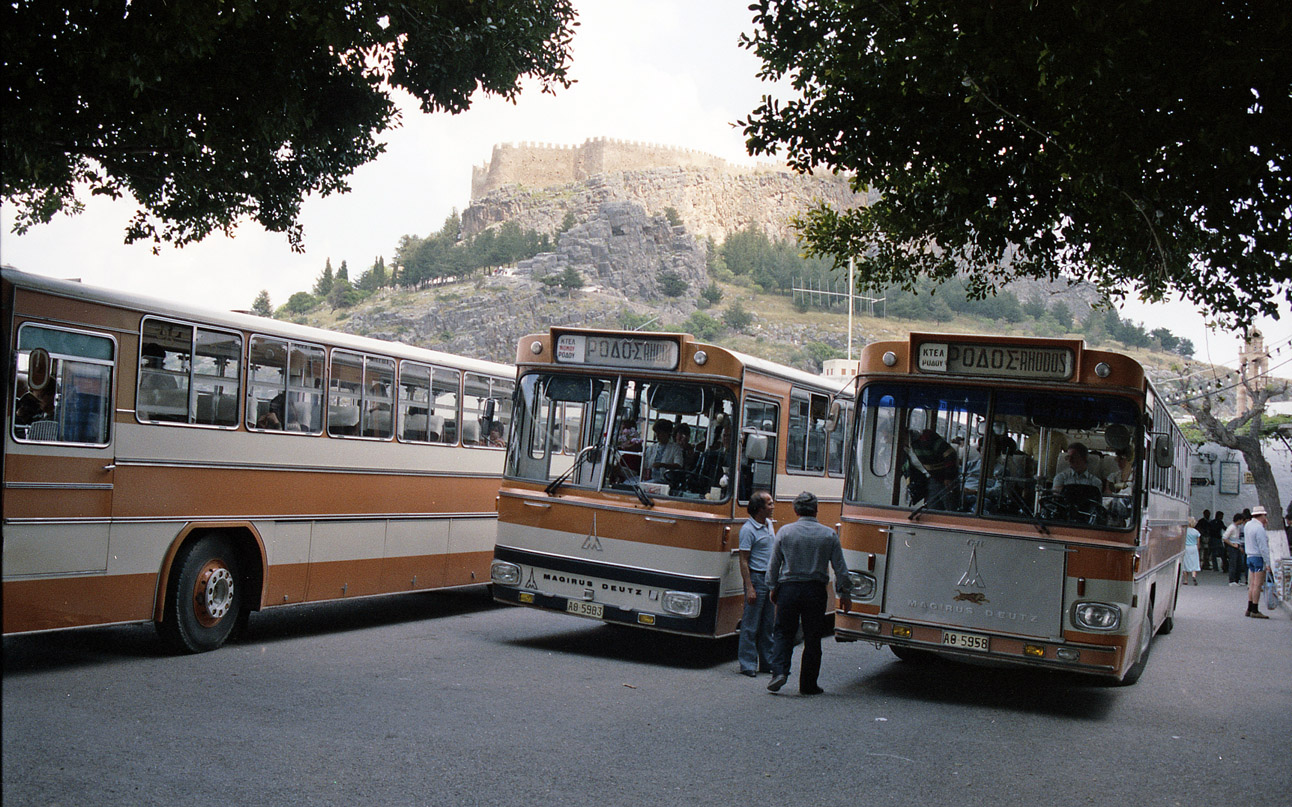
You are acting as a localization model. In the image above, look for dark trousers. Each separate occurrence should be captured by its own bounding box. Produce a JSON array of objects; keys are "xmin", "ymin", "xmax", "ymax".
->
[
  {"xmin": 1228, "ymin": 545, "xmax": 1247, "ymax": 583},
  {"xmin": 770, "ymin": 580, "xmax": 828, "ymax": 690}
]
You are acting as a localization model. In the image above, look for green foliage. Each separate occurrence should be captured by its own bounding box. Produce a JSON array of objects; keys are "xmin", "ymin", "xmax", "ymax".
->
[
  {"xmin": 560, "ymin": 210, "xmax": 578, "ymax": 233},
  {"xmin": 395, "ymin": 214, "xmax": 551, "ymax": 288},
  {"xmin": 722, "ymin": 299, "xmax": 754, "ymax": 333},
  {"xmin": 280, "ymin": 291, "xmax": 319, "ymax": 315},
  {"xmin": 658, "ymin": 271, "xmax": 689, "ymax": 298},
  {"xmin": 663, "ymin": 207, "xmax": 683, "ymax": 227},
  {"xmin": 685, "ymin": 312, "xmax": 722, "ymax": 341},
  {"xmin": 1022, "ymin": 298, "xmax": 1047, "ymax": 320},
  {"xmin": 251, "ymin": 290, "xmax": 273, "ymax": 317},
  {"xmin": 4, "ymin": 2, "xmax": 577, "ymax": 251},
  {"xmin": 355, "ymin": 256, "xmax": 387, "ymax": 291},
  {"xmin": 336, "ymin": 261, "xmax": 349, "ymax": 283},
  {"xmin": 559, "ymin": 266, "xmax": 584, "ymax": 291},
  {"xmin": 1050, "ymin": 301, "xmax": 1074, "ymax": 330},
  {"xmin": 313, "ymin": 259, "xmax": 335, "ymax": 297},
  {"xmin": 699, "ymin": 280, "xmax": 724, "ymax": 308},
  {"xmin": 740, "ymin": 1, "xmax": 1292, "ymax": 327},
  {"xmin": 618, "ymin": 311, "xmax": 661, "ymax": 332},
  {"xmin": 720, "ymin": 224, "xmax": 838, "ymax": 300},
  {"xmin": 805, "ymin": 341, "xmax": 841, "ymax": 367},
  {"xmin": 327, "ymin": 278, "xmax": 359, "ymax": 310}
]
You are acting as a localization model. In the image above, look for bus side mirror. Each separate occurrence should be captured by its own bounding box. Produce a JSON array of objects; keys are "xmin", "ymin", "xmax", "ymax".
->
[
  {"xmin": 825, "ymin": 400, "xmax": 842, "ymax": 433},
  {"xmin": 1153, "ymin": 435, "xmax": 1174, "ymax": 468}
]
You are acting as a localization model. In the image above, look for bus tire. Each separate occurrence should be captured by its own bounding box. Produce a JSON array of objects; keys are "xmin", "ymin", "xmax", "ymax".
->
[
  {"xmin": 890, "ymin": 645, "xmax": 936, "ymax": 664},
  {"xmin": 158, "ymin": 534, "xmax": 244, "ymax": 653},
  {"xmin": 1117, "ymin": 613, "xmax": 1153, "ymax": 686}
]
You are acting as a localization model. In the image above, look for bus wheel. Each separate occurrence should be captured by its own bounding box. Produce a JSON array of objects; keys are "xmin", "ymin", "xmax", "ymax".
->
[
  {"xmin": 890, "ymin": 645, "xmax": 936, "ymax": 664},
  {"xmin": 1117, "ymin": 614, "xmax": 1153, "ymax": 686},
  {"xmin": 159, "ymin": 535, "xmax": 243, "ymax": 653}
]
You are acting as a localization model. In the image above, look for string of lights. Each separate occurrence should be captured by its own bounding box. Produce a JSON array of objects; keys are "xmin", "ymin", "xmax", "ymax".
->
[{"xmin": 1165, "ymin": 350, "xmax": 1292, "ymax": 407}]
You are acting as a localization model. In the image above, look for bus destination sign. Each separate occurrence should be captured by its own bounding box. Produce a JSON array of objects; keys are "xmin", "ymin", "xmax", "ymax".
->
[
  {"xmin": 555, "ymin": 334, "xmax": 680, "ymax": 370},
  {"xmin": 917, "ymin": 342, "xmax": 1073, "ymax": 381}
]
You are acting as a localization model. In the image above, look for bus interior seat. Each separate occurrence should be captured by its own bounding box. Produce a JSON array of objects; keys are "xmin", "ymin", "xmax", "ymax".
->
[
  {"xmin": 745, "ymin": 433, "xmax": 768, "ymax": 461},
  {"xmin": 404, "ymin": 413, "xmax": 429, "ymax": 442},
  {"xmin": 461, "ymin": 419, "xmax": 480, "ymax": 445},
  {"xmin": 366, "ymin": 409, "xmax": 392, "ymax": 437},
  {"xmin": 329, "ymin": 405, "xmax": 360, "ymax": 434},
  {"xmin": 425, "ymin": 414, "xmax": 444, "ymax": 442},
  {"xmin": 26, "ymin": 419, "xmax": 59, "ymax": 441}
]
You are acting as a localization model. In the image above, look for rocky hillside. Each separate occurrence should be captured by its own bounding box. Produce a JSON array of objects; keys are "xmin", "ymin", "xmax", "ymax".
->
[
  {"xmin": 294, "ymin": 152, "xmax": 1118, "ymax": 371},
  {"xmin": 461, "ymin": 165, "xmax": 868, "ymax": 244}
]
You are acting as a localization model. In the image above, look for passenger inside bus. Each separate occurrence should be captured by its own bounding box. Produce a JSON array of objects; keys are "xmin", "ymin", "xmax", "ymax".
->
[{"xmin": 257, "ymin": 392, "xmax": 286, "ymax": 429}]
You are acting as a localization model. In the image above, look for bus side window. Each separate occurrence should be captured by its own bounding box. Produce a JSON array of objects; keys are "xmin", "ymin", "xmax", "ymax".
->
[
  {"xmin": 13, "ymin": 325, "xmax": 114, "ymax": 446},
  {"xmin": 739, "ymin": 398, "xmax": 779, "ymax": 503}
]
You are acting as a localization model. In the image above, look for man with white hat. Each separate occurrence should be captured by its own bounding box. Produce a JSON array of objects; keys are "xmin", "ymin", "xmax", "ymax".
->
[{"xmin": 1243, "ymin": 506, "xmax": 1272, "ymax": 618}]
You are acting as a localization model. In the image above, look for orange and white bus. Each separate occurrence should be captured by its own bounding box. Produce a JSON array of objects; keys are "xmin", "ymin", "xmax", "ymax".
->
[
  {"xmin": 3, "ymin": 267, "xmax": 514, "ymax": 652},
  {"xmin": 834, "ymin": 333, "xmax": 1190, "ymax": 683},
  {"xmin": 490, "ymin": 327, "xmax": 852, "ymax": 637}
]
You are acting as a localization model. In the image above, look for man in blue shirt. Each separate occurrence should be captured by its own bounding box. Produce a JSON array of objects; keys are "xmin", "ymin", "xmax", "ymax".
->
[
  {"xmin": 737, "ymin": 490, "xmax": 776, "ymax": 677},
  {"xmin": 766, "ymin": 491, "xmax": 851, "ymax": 695}
]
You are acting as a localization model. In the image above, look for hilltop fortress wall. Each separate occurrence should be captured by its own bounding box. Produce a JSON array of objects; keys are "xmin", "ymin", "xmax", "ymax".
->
[
  {"xmin": 464, "ymin": 137, "xmax": 864, "ymax": 244},
  {"xmin": 471, "ymin": 138, "xmax": 778, "ymax": 200}
]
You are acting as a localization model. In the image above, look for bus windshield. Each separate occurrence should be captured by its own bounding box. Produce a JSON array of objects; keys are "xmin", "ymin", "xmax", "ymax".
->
[
  {"xmin": 847, "ymin": 381, "xmax": 1141, "ymax": 529},
  {"xmin": 507, "ymin": 371, "xmax": 737, "ymax": 501}
]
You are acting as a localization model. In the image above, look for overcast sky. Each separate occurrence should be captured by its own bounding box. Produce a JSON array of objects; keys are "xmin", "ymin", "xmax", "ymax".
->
[{"xmin": 0, "ymin": 0, "xmax": 1283, "ymax": 369}]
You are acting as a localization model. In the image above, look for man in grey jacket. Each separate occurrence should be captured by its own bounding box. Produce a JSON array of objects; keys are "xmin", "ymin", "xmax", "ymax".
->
[{"xmin": 766, "ymin": 491, "xmax": 851, "ymax": 695}]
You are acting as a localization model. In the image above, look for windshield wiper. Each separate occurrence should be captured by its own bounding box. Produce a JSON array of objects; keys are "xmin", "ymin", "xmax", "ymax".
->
[
  {"xmin": 545, "ymin": 442, "xmax": 601, "ymax": 496},
  {"xmin": 630, "ymin": 479, "xmax": 654, "ymax": 507}
]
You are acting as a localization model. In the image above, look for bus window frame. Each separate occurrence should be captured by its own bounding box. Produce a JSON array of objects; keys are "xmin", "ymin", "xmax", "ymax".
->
[
  {"xmin": 463, "ymin": 372, "xmax": 514, "ymax": 450},
  {"xmin": 136, "ymin": 315, "xmax": 243, "ymax": 429},
  {"xmin": 785, "ymin": 387, "xmax": 831, "ymax": 478},
  {"xmin": 396, "ymin": 359, "xmax": 461, "ymax": 445},
  {"xmin": 246, "ymin": 334, "xmax": 326, "ymax": 436},
  {"xmin": 738, "ymin": 394, "xmax": 780, "ymax": 505},
  {"xmin": 328, "ymin": 349, "xmax": 396, "ymax": 442},
  {"xmin": 12, "ymin": 322, "xmax": 117, "ymax": 448}
]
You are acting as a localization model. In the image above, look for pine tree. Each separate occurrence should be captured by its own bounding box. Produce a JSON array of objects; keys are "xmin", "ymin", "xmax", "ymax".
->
[
  {"xmin": 251, "ymin": 290, "xmax": 273, "ymax": 317},
  {"xmin": 313, "ymin": 259, "xmax": 334, "ymax": 296}
]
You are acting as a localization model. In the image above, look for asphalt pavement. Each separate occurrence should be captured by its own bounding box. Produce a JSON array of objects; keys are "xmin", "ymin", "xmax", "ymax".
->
[{"xmin": 4, "ymin": 567, "xmax": 1289, "ymax": 807}]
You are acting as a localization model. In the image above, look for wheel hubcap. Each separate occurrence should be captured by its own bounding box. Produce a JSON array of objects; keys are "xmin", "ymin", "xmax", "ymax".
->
[{"xmin": 193, "ymin": 560, "xmax": 235, "ymax": 627}]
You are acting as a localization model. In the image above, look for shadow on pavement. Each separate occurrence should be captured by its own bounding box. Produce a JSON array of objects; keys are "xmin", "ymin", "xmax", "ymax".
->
[
  {"xmin": 509, "ymin": 622, "xmax": 740, "ymax": 670},
  {"xmin": 845, "ymin": 652, "xmax": 1119, "ymax": 719},
  {"xmin": 3, "ymin": 585, "xmax": 502, "ymax": 674}
]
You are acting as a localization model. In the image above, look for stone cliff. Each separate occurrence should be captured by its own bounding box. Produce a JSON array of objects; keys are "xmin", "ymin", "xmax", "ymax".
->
[{"xmin": 464, "ymin": 138, "xmax": 868, "ymax": 244}]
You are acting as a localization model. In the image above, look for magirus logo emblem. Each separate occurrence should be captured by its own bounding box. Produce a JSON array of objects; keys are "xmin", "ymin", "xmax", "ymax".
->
[
  {"xmin": 581, "ymin": 512, "xmax": 604, "ymax": 552},
  {"xmin": 955, "ymin": 538, "xmax": 988, "ymax": 602}
]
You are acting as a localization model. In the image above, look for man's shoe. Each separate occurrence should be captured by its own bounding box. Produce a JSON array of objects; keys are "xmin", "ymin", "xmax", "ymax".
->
[
  {"xmin": 1250, "ymin": 611, "xmax": 1270, "ymax": 619},
  {"xmin": 740, "ymin": 669, "xmax": 757, "ymax": 677},
  {"xmin": 800, "ymin": 685, "xmax": 824, "ymax": 695},
  {"xmin": 767, "ymin": 674, "xmax": 788, "ymax": 692}
]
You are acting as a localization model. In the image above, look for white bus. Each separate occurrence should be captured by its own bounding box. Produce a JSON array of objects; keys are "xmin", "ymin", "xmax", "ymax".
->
[
  {"xmin": 490, "ymin": 327, "xmax": 852, "ymax": 637},
  {"xmin": 3, "ymin": 267, "xmax": 514, "ymax": 652}
]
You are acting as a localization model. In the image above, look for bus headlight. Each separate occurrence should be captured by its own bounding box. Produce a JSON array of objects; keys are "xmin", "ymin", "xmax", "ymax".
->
[
  {"xmin": 661, "ymin": 591, "xmax": 701, "ymax": 618},
  {"xmin": 1073, "ymin": 602, "xmax": 1121, "ymax": 631},
  {"xmin": 847, "ymin": 571, "xmax": 877, "ymax": 600},
  {"xmin": 490, "ymin": 561, "xmax": 521, "ymax": 586}
]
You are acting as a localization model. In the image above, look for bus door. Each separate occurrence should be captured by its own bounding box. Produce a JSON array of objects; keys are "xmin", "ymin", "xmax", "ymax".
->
[{"xmin": 5, "ymin": 324, "xmax": 118, "ymax": 629}]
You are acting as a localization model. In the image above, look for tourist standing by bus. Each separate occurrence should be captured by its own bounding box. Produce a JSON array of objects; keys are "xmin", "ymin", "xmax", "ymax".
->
[
  {"xmin": 766, "ymin": 492, "xmax": 851, "ymax": 696},
  {"xmin": 737, "ymin": 490, "xmax": 777, "ymax": 677}
]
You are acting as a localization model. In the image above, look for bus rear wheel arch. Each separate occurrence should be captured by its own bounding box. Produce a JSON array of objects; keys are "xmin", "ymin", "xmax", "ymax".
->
[{"xmin": 158, "ymin": 533, "xmax": 249, "ymax": 653}]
